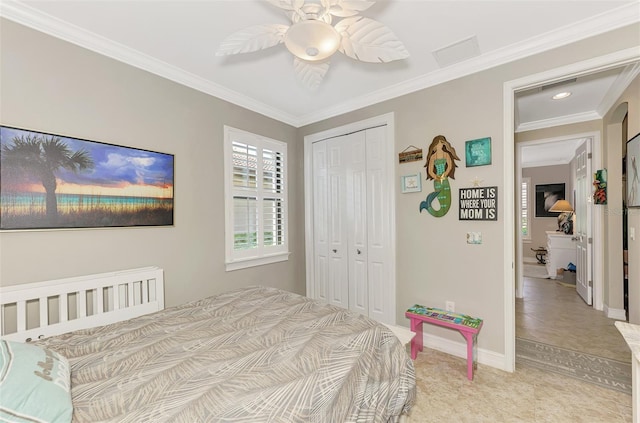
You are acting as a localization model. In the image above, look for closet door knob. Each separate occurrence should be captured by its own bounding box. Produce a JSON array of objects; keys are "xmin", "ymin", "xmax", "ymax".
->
[
  {"xmin": 332, "ymin": 249, "xmax": 337, "ymax": 253},
  {"xmin": 357, "ymin": 249, "xmax": 361, "ymax": 255}
]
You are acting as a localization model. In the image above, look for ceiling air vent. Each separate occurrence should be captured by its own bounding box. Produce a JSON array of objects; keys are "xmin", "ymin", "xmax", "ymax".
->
[{"xmin": 432, "ymin": 36, "xmax": 480, "ymax": 68}]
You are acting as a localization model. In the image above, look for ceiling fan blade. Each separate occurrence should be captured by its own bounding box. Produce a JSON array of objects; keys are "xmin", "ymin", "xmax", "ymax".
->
[
  {"xmin": 216, "ymin": 24, "xmax": 289, "ymax": 56},
  {"xmin": 335, "ymin": 17, "xmax": 409, "ymax": 63},
  {"xmin": 293, "ymin": 58, "xmax": 330, "ymax": 90},
  {"xmin": 325, "ymin": 0, "xmax": 375, "ymax": 17},
  {"xmin": 265, "ymin": 0, "xmax": 305, "ymax": 11}
]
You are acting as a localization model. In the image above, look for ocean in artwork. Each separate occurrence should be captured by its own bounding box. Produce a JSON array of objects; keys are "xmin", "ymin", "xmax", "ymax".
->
[{"xmin": 1, "ymin": 192, "xmax": 173, "ymax": 229}]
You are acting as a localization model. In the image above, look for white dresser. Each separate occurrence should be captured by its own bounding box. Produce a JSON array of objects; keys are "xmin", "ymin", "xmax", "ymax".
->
[{"xmin": 545, "ymin": 231, "xmax": 576, "ymax": 279}]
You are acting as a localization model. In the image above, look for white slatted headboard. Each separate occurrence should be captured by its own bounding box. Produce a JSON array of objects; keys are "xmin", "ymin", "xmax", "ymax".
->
[{"xmin": 0, "ymin": 267, "xmax": 164, "ymax": 342}]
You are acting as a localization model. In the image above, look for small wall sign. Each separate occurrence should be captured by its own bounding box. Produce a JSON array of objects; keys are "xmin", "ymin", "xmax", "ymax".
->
[
  {"xmin": 398, "ymin": 145, "xmax": 423, "ymax": 163},
  {"xmin": 465, "ymin": 137, "xmax": 491, "ymax": 167},
  {"xmin": 459, "ymin": 186, "xmax": 498, "ymax": 221}
]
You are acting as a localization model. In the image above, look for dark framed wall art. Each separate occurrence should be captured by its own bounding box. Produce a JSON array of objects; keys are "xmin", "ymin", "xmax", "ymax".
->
[
  {"xmin": 535, "ymin": 183, "xmax": 565, "ymax": 217},
  {"xmin": 627, "ymin": 132, "xmax": 640, "ymax": 208},
  {"xmin": 0, "ymin": 126, "xmax": 174, "ymax": 230}
]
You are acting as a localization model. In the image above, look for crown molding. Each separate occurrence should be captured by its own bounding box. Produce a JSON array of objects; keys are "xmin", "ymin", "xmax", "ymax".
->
[
  {"xmin": 298, "ymin": 3, "xmax": 640, "ymax": 126},
  {"xmin": 516, "ymin": 111, "xmax": 601, "ymax": 133},
  {"xmin": 1, "ymin": 1, "xmax": 638, "ymax": 128},
  {"xmin": 0, "ymin": 0, "xmax": 300, "ymax": 127},
  {"xmin": 521, "ymin": 158, "xmax": 573, "ymax": 168},
  {"xmin": 597, "ymin": 61, "xmax": 640, "ymax": 117}
]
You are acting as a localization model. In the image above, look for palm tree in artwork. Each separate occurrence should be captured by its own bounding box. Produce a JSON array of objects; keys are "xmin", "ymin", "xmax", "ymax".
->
[{"xmin": 1, "ymin": 134, "xmax": 94, "ymax": 222}]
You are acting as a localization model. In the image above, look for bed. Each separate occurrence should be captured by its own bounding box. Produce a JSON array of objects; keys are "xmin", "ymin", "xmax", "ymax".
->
[{"xmin": 0, "ymin": 267, "xmax": 415, "ymax": 422}]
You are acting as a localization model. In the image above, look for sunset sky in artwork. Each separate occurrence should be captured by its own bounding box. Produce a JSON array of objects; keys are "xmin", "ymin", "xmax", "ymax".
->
[{"xmin": 0, "ymin": 127, "xmax": 174, "ymax": 199}]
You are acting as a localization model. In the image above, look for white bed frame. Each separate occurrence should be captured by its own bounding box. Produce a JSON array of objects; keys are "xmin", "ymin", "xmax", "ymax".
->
[{"xmin": 0, "ymin": 267, "xmax": 164, "ymax": 342}]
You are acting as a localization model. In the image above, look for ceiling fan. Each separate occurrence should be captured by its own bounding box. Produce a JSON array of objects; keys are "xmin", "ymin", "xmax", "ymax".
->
[{"xmin": 216, "ymin": 0, "xmax": 409, "ymax": 90}]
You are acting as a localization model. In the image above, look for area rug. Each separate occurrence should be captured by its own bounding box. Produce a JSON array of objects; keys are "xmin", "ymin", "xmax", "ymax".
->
[
  {"xmin": 522, "ymin": 263, "xmax": 549, "ymax": 279},
  {"xmin": 516, "ymin": 337, "xmax": 632, "ymax": 395}
]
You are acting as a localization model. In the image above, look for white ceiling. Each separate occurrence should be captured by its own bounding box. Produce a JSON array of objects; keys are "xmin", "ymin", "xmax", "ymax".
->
[
  {"xmin": 2, "ymin": 0, "xmax": 639, "ymax": 130},
  {"xmin": 520, "ymin": 138, "xmax": 586, "ymax": 169}
]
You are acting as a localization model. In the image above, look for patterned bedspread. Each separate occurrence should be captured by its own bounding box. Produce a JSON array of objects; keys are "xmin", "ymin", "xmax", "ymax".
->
[{"xmin": 38, "ymin": 286, "xmax": 415, "ymax": 422}]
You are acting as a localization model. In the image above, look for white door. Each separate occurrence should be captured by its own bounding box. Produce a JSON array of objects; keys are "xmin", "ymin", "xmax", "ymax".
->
[
  {"xmin": 312, "ymin": 141, "xmax": 329, "ymax": 303},
  {"xmin": 345, "ymin": 131, "xmax": 369, "ymax": 315},
  {"xmin": 364, "ymin": 126, "xmax": 391, "ymax": 323},
  {"xmin": 310, "ymin": 125, "xmax": 392, "ymax": 323},
  {"xmin": 327, "ymin": 138, "xmax": 349, "ymax": 309},
  {"xmin": 575, "ymin": 140, "xmax": 592, "ymax": 305}
]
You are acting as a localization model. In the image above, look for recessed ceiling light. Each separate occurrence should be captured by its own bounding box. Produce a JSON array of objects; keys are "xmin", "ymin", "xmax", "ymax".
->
[{"xmin": 552, "ymin": 91, "xmax": 572, "ymax": 100}]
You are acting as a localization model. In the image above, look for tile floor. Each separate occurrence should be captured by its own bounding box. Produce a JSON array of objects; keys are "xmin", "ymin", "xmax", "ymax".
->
[
  {"xmin": 406, "ymin": 349, "xmax": 632, "ymax": 422},
  {"xmin": 405, "ymin": 271, "xmax": 632, "ymax": 422},
  {"xmin": 516, "ymin": 271, "xmax": 630, "ymax": 363}
]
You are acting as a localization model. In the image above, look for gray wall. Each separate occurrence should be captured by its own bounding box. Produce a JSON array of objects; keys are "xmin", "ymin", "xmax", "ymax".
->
[
  {"xmin": 2, "ymin": 17, "xmax": 639, "ymax": 360},
  {"xmin": 0, "ymin": 19, "xmax": 306, "ymax": 306},
  {"xmin": 299, "ymin": 24, "xmax": 640, "ymax": 354},
  {"xmin": 603, "ymin": 75, "xmax": 640, "ymax": 322}
]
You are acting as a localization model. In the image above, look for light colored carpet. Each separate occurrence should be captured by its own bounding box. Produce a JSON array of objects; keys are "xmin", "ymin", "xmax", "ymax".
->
[
  {"xmin": 522, "ymin": 263, "xmax": 549, "ymax": 279},
  {"xmin": 516, "ymin": 337, "xmax": 632, "ymax": 395}
]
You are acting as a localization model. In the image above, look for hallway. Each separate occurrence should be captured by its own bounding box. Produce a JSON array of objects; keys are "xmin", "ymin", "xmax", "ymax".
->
[{"xmin": 516, "ymin": 272, "xmax": 630, "ymax": 363}]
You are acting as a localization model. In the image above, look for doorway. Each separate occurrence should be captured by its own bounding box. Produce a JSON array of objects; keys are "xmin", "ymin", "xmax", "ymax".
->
[
  {"xmin": 502, "ymin": 48, "xmax": 640, "ymax": 372},
  {"xmin": 512, "ymin": 133, "xmax": 631, "ymax": 362},
  {"xmin": 515, "ymin": 134, "xmax": 598, "ymax": 304}
]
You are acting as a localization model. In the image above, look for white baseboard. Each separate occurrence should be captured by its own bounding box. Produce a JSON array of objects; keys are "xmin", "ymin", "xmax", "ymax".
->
[
  {"xmin": 421, "ymin": 332, "xmax": 507, "ymax": 372},
  {"xmin": 604, "ymin": 304, "xmax": 627, "ymax": 321}
]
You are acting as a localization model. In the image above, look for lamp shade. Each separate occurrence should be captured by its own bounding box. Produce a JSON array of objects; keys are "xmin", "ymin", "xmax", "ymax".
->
[{"xmin": 549, "ymin": 199, "xmax": 573, "ymax": 212}]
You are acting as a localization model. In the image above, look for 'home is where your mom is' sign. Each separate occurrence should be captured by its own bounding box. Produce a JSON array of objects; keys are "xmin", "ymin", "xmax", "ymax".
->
[{"xmin": 459, "ymin": 187, "xmax": 498, "ymax": 221}]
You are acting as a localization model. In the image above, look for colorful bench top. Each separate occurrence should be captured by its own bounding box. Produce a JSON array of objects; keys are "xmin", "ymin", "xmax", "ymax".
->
[{"xmin": 406, "ymin": 305, "xmax": 483, "ymax": 329}]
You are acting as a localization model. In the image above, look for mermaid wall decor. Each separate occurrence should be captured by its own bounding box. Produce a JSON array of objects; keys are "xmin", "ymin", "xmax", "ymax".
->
[{"xmin": 419, "ymin": 135, "xmax": 460, "ymax": 217}]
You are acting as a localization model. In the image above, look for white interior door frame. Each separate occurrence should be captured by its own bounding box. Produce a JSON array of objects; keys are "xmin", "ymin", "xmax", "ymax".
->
[
  {"xmin": 304, "ymin": 112, "xmax": 397, "ymax": 323},
  {"xmin": 504, "ymin": 47, "xmax": 638, "ymax": 372}
]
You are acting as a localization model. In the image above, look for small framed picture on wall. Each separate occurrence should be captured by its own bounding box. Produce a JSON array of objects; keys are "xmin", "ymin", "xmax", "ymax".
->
[
  {"xmin": 401, "ymin": 173, "xmax": 422, "ymax": 193},
  {"xmin": 465, "ymin": 137, "xmax": 491, "ymax": 167}
]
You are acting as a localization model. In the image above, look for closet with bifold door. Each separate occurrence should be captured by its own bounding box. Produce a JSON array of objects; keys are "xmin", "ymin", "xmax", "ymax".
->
[{"xmin": 311, "ymin": 125, "xmax": 393, "ymax": 324}]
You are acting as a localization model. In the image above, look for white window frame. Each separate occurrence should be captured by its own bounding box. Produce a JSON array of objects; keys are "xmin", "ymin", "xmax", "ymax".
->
[
  {"xmin": 223, "ymin": 126, "xmax": 289, "ymax": 271},
  {"xmin": 521, "ymin": 177, "xmax": 532, "ymax": 241}
]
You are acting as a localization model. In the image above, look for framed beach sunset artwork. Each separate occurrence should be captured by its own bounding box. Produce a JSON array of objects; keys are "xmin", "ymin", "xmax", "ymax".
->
[{"xmin": 0, "ymin": 126, "xmax": 174, "ymax": 230}]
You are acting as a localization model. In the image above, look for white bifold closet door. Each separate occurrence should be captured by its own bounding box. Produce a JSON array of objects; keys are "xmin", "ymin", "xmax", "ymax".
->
[{"xmin": 311, "ymin": 126, "xmax": 390, "ymax": 323}]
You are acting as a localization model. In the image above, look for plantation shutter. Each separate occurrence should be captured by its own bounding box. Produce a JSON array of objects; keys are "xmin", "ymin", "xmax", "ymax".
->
[
  {"xmin": 521, "ymin": 177, "xmax": 531, "ymax": 240},
  {"xmin": 262, "ymin": 148, "xmax": 285, "ymax": 247},
  {"xmin": 224, "ymin": 126, "xmax": 288, "ymax": 270},
  {"xmin": 232, "ymin": 142, "xmax": 258, "ymax": 250}
]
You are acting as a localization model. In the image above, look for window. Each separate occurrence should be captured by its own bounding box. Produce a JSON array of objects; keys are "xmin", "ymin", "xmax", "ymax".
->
[
  {"xmin": 224, "ymin": 126, "xmax": 288, "ymax": 271},
  {"xmin": 521, "ymin": 177, "xmax": 531, "ymax": 241}
]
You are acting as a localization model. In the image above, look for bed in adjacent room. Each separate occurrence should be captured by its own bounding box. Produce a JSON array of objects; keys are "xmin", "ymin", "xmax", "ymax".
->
[{"xmin": 0, "ymin": 267, "xmax": 415, "ymax": 422}]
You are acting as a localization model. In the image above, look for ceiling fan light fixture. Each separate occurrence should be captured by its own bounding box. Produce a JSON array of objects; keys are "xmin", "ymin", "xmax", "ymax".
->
[
  {"xmin": 284, "ymin": 20, "xmax": 341, "ymax": 62},
  {"xmin": 216, "ymin": 1, "xmax": 409, "ymax": 89}
]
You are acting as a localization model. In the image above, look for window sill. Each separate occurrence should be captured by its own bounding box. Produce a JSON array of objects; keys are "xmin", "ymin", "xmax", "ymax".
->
[{"xmin": 225, "ymin": 252, "xmax": 290, "ymax": 272}]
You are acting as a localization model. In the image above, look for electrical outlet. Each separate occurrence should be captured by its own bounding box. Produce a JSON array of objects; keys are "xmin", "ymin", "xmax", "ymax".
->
[{"xmin": 445, "ymin": 301, "xmax": 455, "ymax": 312}]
